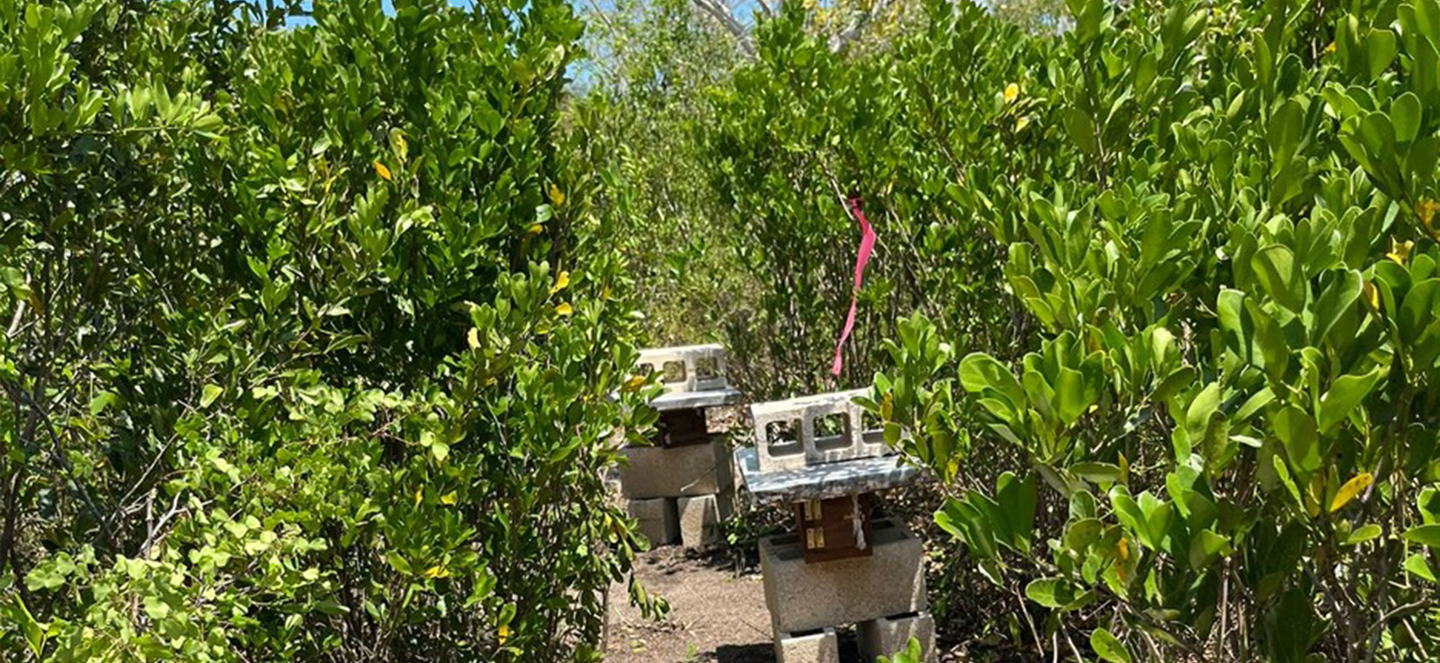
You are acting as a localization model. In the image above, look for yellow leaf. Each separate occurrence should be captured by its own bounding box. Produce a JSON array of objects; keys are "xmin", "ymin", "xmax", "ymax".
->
[
  {"xmin": 374, "ymin": 161, "xmax": 392, "ymax": 181},
  {"xmin": 1015, "ymin": 116, "xmax": 1030, "ymax": 131},
  {"xmin": 1419, "ymin": 199, "xmax": 1440, "ymax": 241},
  {"xmin": 1364, "ymin": 281, "xmax": 1381, "ymax": 314},
  {"xmin": 547, "ymin": 183, "xmax": 565, "ymax": 206},
  {"xmin": 1388, "ymin": 238, "xmax": 1413, "ymax": 264},
  {"xmin": 414, "ymin": 487, "xmax": 422, "ymax": 507},
  {"xmin": 424, "ymin": 565, "xmax": 449, "ymax": 578},
  {"xmin": 441, "ymin": 491, "xmax": 457, "ymax": 505},
  {"xmin": 1004, "ymin": 83, "xmax": 1020, "ymax": 104},
  {"xmin": 1330, "ymin": 472, "xmax": 1374, "ymax": 512},
  {"xmin": 555, "ymin": 302, "xmax": 573, "ymax": 316},
  {"xmin": 498, "ymin": 624, "xmax": 510, "ymax": 645},
  {"xmin": 1324, "ymin": 41, "xmax": 1337, "ymax": 55},
  {"xmin": 467, "ymin": 327, "xmax": 480, "ymax": 350},
  {"xmin": 880, "ymin": 391, "xmax": 893, "ymax": 420},
  {"xmin": 526, "ymin": 224, "xmax": 543, "ymax": 236},
  {"xmin": 621, "ymin": 374, "xmax": 646, "ymax": 392},
  {"xmin": 550, "ymin": 270, "xmax": 570, "ymax": 295}
]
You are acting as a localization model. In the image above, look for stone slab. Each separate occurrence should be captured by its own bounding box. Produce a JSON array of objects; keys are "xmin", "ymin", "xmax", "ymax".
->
[
  {"xmin": 651, "ymin": 387, "xmax": 745, "ymax": 412},
  {"xmin": 626, "ymin": 497, "xmax": 678, "ymax": 547},
  {"xmin": 735, "ymin": 447, "xmax": 922, "ymax": 504},
  {"xmin": 677, "ymin": 492, "xmax": 733, "ymax": 547},
  {"xmin": 751, "ymin": 389, "xmax": 889, "ymax": 472},
  {"xmin": 619, "ymin": 438, "xmax": 730, "ymax": 499},
  {"xmin": 857, "ymin": 612, "xmax": 937, "ymax": 663},
  {"xmin": 775, "ymin": 627, "xmax": 840, "ymax": 663},
  {"xmin": 760, "ymin": 518, "xmax": 927, "ymax": 634}
]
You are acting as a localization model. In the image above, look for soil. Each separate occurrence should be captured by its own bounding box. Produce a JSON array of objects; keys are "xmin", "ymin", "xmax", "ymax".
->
[{"xmin": 605, "ymin": 547, "xmax": 775, "ymax": 663}]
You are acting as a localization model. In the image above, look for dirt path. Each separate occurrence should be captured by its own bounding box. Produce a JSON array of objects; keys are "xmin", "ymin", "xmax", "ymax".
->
[{"xmin": 605, "ymin": 548, "xmax": 775, "ymax": 663}]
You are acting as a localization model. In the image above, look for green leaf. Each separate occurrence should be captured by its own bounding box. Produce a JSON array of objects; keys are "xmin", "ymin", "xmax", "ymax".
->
[
  {"xmin": 958, "ymin": 353, "xmax": 1025, "ymax": 411},
  {"xmin": 1405, "ymin": 553, "xmax": 1437, "ymax": 581},
  {"xmin": 1365, "ymin": 29, "xmax": 1398, "ymax": 80},
  {"xmin": 1392, "ymin": 92, "xmax": 1423, "ymax": 143},
  {"xmin": 1091, "ymin": 628, "xmax": 1133, "ymax": 663},
  {"xmin": 1345, "ymin": 524, "xmax": 1382, "ymax": 545},
  {"xmin": 1404, "ymin": 524, "xmax": 1440, "ymax": 548},
  {"xmin": 995, "ymin": 472, "xmax": 1038, "ymax": 549},
  {"xmin": 1267, "ymin": 99, "xmax": 1303, "ymax": 167},
  {"xmin": 1311, "ymin": 269, "xmax": 1362, "ymax": 344},
  {"xmin": 1063, "ymin": 108, "xmax": 1098, "ymax": 156},
  {"xmin": 1274, "ymin": 405, "xmax": 1320, "ymax": 477},
  {"xmin": 1187, "ymin": 529, "xmax": 1232, "ymax": 569},
  {"xmin": 1317, "ymin": 368, "xmax": 1384, "ymax": 434},
  {"xmin": 201, "ymin": 384, "xmax": 224, "ymax": 408},
  {"xmin": 1024, "ymin": 577, "xmax": 1080, "ymax": 609},
  {"xmin": 1251, "ymin": 244, "xmax": 1304, "ymax": 312},
  {"xmin": 88, "ymin": 390, "xmax": 118, "ymax": 415},
  {"xmin": 1072, "ymin": 462, "xmax": 1124, "ymax": 484},
  {"xmin": 1399, "ymin": 280, "xmax": 1440, "ymax": 344}
]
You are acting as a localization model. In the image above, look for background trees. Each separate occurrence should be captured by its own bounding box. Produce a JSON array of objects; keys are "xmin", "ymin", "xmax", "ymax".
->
[{"xmin": 1, "ymin": 0, "xmax": 657, "ymax": 660}]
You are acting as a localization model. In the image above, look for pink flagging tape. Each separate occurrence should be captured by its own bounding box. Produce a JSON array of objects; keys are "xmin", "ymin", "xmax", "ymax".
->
[{"xmin": 832, "ymin": 196, "xmax": 877, "ymax": 376}]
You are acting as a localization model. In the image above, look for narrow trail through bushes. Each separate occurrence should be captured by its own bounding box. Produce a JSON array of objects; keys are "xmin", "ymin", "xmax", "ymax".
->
[{"xmin": 605, "ymin": 549, "xmax": 773, "ymax": 663}]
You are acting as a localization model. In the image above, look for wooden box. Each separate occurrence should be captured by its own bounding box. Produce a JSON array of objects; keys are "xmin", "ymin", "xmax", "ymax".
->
[
  {"xmin": 657, "ymin": 408, "xmax": 709, "ymax": 447},
  {"xmin": 793, "ymin": 493, "xmax": 875, "ymax": 563}
]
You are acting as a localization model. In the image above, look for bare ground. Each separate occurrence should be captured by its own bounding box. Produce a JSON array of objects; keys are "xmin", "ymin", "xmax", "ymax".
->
[{"xmin": 604, "ymin": 547, "xmax": 775, "ymax": 663}]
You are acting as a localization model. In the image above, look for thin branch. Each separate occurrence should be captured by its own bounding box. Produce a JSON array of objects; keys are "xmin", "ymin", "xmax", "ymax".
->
[{"xmin": 690, "ymin": 0, "xmax": 755, "ymax": 55}]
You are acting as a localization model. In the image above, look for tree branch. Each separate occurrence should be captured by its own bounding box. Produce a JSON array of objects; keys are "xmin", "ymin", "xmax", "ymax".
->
[{"xmin": 690, "ymin": 0, "xmax": 756, "ymax": 56}]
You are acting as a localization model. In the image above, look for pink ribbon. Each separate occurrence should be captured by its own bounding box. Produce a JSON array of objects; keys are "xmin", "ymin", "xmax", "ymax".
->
[{"xmin": 832, "ymin": 196, "xmax": 876, "ymax": 376}]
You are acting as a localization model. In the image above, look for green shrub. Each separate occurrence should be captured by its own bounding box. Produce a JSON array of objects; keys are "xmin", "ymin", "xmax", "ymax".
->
[
  {"xmin": 698, "ymin": 1, "xmax": 1038, "ymax": 397},
  {"xmin": 863, "ymin": 0, "xmax": 1440, "ymax": 660},
  {"xmin": 0, "ymin": 0, "xmax": 656, "ymax": 660}
]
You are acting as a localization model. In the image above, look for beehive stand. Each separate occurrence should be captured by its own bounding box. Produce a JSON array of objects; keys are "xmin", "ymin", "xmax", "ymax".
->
[
  {"xmin": 737, "ymin": 389, "xmax": 936, "ymax": 663},
  {"xmin": 619, "ymin": 344, "xmax": 744, "ymax": 548}
]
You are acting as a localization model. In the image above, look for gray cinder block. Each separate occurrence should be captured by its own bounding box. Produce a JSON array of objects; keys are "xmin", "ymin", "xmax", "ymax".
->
[
  {"xmin": 857, "ymin": 612, "xmax": 938, "ymax": 663},
  {"xmin": 636, "ymin": 344, "xmax": 729, "ymax": 393},
  {"xmin": 775, "ymin": 627, "xmax": 840, "ymax": 663},
  {"xmin": 618, "ymin": 438, "xmax": 730, "ymax": 499},
  {"xmin": 677, "ymin": 491, "xmax": 733, "ymax": 547},
  {"xmin": 760, "ymin": 519, "xmax": 927, "ymax": 634},
  {"xmin": 626, "ymin": 497, "xmax": 678, "ymax": 547},
  {"xmin": 751, "ymin": 389, "xmax": 889, "ymax": 472}
]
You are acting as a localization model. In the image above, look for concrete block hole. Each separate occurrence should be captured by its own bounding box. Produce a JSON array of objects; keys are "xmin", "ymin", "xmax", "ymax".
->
[{"xmin": 766, "ymin": 419, "xmax": 804, "ymax": 459}]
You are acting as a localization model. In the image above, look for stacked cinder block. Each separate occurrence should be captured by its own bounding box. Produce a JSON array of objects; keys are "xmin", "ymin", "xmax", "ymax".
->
[
  {"xmin": 618, "ymin": 344, "xmax": 743, "ymax": 548},
  {"xmin": 738, "ymin": 390, "xmax": 937, "ymax": 663}
]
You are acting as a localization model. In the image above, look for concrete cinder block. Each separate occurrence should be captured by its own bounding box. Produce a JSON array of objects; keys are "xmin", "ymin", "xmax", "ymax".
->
[
  {"xmin": 775, "ymin": 627, "xmax": 841, "ymax": 663},
  {"xmin": 751, "ymin": 389, "xmax": 889, "ymax": 473},
  {"xmin": 618, "ymin": 438, "xmax": 730, "ymax": 499},
  {"xmin": 626, "ymin": 497, "xmax": 677, "ymax": 547},
  {"xmin": 760, "ymin": 519, "xmax": 927, "ymax": 634},
  {"xmin": 677, "ymin": 491, "xmax": 733, "ymax": 547},
  {"xmin": 637, "ymin": 344, "xmax": 729, "ymax": 393},
  {"xmin": 858, "ymin": 612, "xmax": 937, "ymax": 663}
]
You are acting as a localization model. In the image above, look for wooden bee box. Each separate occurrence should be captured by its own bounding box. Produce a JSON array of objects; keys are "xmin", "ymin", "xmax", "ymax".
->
[
  {"xmin": 657, "ymin": 408, "xmax": 709, "ymax": 447},
  {"xmin": 793, "ymin": 493, "xmax": 875, "ymax": 563}
]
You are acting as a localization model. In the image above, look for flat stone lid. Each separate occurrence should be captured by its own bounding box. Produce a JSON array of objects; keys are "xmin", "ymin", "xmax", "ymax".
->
[
  {"xmin": 651, "ymin": 387, "xmax": 745, "ymax": 412},
  {"xmin": 734, "ymin": 447, "xmax": 923, "ymax": 504}
]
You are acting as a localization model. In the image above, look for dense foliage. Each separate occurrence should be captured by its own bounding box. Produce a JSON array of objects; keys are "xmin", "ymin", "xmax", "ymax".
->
[
  {"xmin": 695, "ymin": 1, "xmax": 1037, "ymax": 397},
  {"xmin": 0, "ymin": 0, "xmax": 659, "ymax": 660},
  {"xmin": 851, "ymin": 0, "xmax": 1440, "ymax": 660}
]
